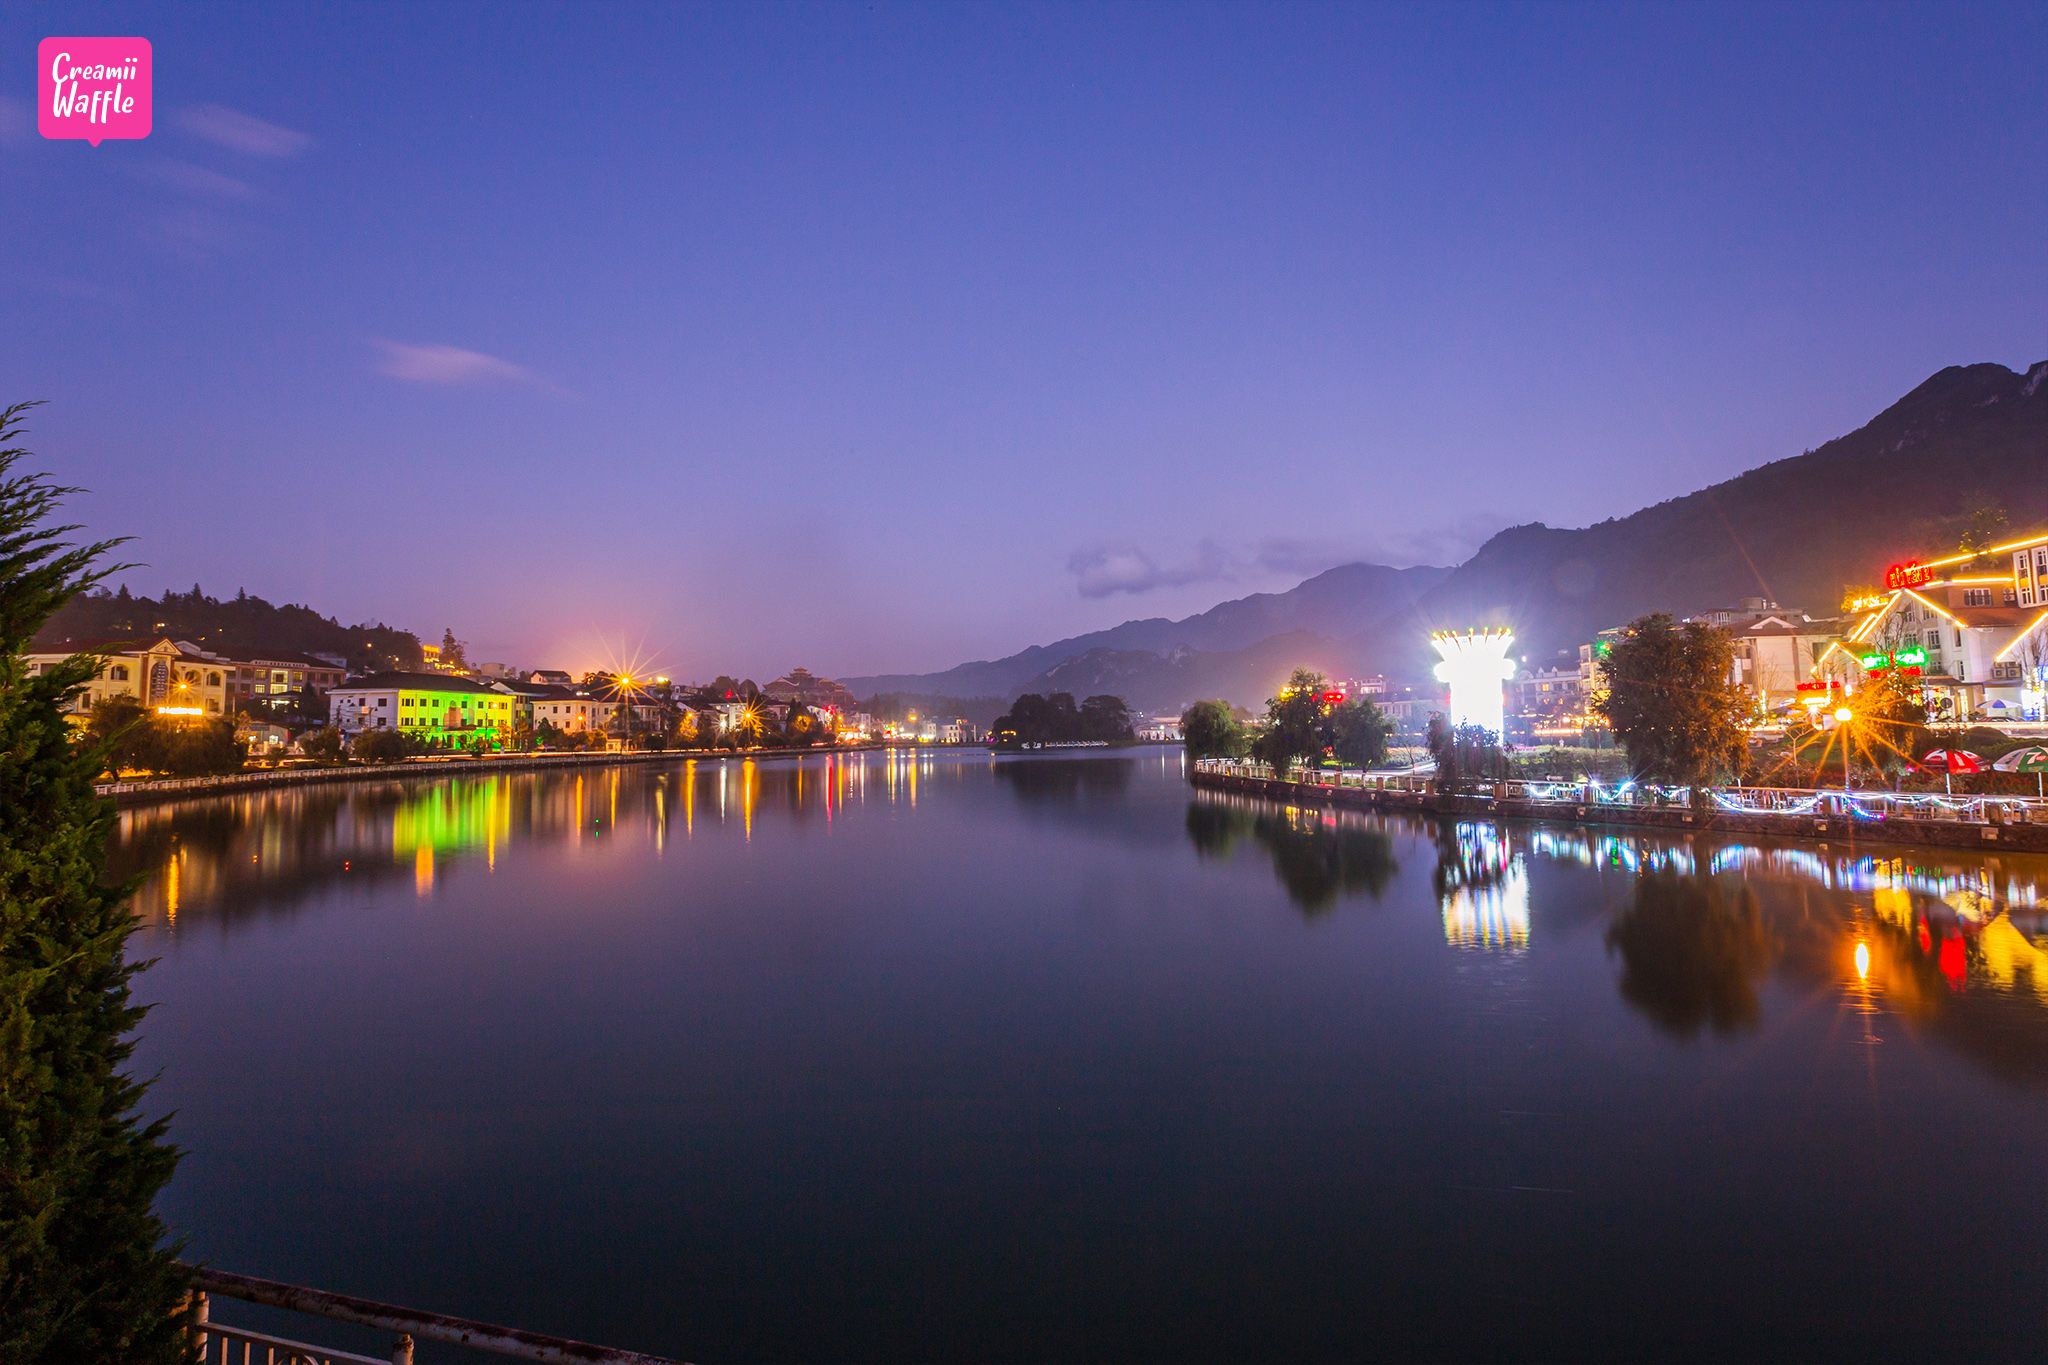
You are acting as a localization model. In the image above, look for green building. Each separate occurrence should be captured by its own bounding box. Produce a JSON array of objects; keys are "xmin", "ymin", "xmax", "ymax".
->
[{"xmin": 328, "ymin": 671, "xmax": 520, "ymax": 749}]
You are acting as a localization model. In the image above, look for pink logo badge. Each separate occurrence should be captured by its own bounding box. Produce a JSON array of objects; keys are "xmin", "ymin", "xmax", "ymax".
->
[{"xmin": 40, "ymin": 37, "xmax": 152, "ymax": 146}]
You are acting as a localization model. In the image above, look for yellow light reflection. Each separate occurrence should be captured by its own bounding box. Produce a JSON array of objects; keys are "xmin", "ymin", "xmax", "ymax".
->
[
  {"xmin": 1855, "ymin": 941, "xmax": 1870, "ymax": 981},
  {"xmin": 1442, "ymin": 864, "xmax": 1530, "ymax": 950},
  {"xmin": 415, "ymin": 843, "xmax": 434, "ymax": 896}
]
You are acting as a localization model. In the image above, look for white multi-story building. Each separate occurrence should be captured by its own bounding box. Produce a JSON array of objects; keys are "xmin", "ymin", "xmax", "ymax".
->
[
  {"xmin": 527, "ymin": 685, "xmax": 613, "ymax": 734},
  {"xmin": 1819, "ymin": 555, "xmax": 2031, "ymax": 719}
]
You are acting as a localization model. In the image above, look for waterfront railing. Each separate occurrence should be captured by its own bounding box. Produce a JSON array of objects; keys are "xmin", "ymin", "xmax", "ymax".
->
[
  {"xmin": 186, "ymin": 1265, "xmax": 681, "ymax": 1364},
  {"xmin": 1190, "ymin": 758, "xmax": 2044, "ymax": 827}
]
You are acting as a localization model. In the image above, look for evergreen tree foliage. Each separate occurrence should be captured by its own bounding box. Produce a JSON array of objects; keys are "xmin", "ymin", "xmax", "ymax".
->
[{"xmin": 0, "ymin": 403, "xmax": 189, "ymax": 1361}]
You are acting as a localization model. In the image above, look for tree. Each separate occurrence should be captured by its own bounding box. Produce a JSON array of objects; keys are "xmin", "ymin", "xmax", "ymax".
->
[
  {"xmin": 1180, "ymin": 699, "xmax": 1245, "ymax": 760},
  {"xmin": 1245, "ymin": 669, "xmax": 1387, "ymax": 771},
  {"xmin": 1251, "ymin": 668, "xmax": 1332, "ymax": 773},
  {"xmin": 439, "ymin": 628, "xmax": 468, "ymax": 672},
  {"xmin": 1956, "ymin": 503, "xmax": 2010, "ymax": 561},
  {"xmin": 784, "ymin": 702, "xmax": 822, "ymax": 746},
  {"xmin": 1326, "ymin": 696, "xmax": 1392, "ymax": 768},
  {"xmin": 1426, "ymin": 713, "xmax": 1508, "ymax": 792},
  {"xmin": 83, "ymin": 696, "xmax": 166, "ymax": 776},
  {"xmin": 0, "ymin": 402, "xmax": 190, "ymax": 1361},
  {"xmin": 990, "ymin": 692, "xmax": 1089, "ymax": 748},
  {"xmin": 1078, "ymin": 694, "xmax": 1133, "ymax": 742},
  {"xmin": 1593, "ymin": 613, "xmax": 1748, "ymax": 797},
  {"xmin": 163, "ymin": 718, "xmax": 244, "ymax": 776},
  {"xmin": 535, "ymin": 718, "xmax": 566, "ymax": 750},
  {"xmin": 298, "ymin": 726, "xmax": 344, "ymax": 763},
  {"xmin": 1856, "ymin": 666, "xmax": 1929, "ymax": 782},
  {"xmin": 353, "ymin": 728, "xmax": 424, "ymax": 763}
]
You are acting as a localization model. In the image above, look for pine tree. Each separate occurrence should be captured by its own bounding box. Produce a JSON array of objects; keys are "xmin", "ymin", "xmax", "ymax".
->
[{"xmin": 0, "ymin": 402, "xmax": 190, "ymax": 1361}]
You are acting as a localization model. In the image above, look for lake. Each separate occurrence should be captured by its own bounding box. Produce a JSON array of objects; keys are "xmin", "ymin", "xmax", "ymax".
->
[{"xmin": 118, "ymin": 748, "xmax": 2048, "ymax": 1362}]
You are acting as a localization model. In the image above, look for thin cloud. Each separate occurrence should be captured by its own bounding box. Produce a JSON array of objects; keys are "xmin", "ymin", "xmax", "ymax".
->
[
  {"xmin": 373, "ymin": 340, "xmax": 551, "ymax": 390},
  {"xmin": 1253, "ymin": 516, "xmax": 1510, "ymax": 577},
  {"xmin": 136, "ymin": 158, "xmax": 257, "ymax": 201},
  {"xmin": 178, "ymin": 104, "xmax": 311, "ymax": 156},
  {"xmin": 1068, "ymin": 541, "xmax": 1230, "ymax": 599}
]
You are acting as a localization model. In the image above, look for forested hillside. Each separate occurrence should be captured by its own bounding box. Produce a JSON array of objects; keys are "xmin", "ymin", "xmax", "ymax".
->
[{"xmin": 36, "ymin": 584, "xmax": 422, "ymax": 671}]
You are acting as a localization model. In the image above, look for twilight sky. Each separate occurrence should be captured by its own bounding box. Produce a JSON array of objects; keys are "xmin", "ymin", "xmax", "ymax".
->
[{"xmin": 3, "ymin": 2, "xmax": 2044, "ymax": 681}]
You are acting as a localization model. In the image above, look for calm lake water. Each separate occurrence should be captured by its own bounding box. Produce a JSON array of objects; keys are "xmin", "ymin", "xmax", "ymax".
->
[{"xmin": 119, "ymin": 749, "xmax": 2048, "ymax": 1363}]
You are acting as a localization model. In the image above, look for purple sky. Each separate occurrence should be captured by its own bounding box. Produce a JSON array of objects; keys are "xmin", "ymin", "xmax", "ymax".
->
[{"xmin": 4, "ymin": 2, "xmax": 2044, "ymax": 681}]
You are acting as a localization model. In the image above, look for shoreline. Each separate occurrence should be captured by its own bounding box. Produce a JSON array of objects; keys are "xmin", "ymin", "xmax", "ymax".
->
[
  {"xmin": 93, "ymin": 742, "xmax": 984, "ymax": 808},
  {"xmin": 1189, "ymin": 767, "xmax": 2048, "ymax": 855}
]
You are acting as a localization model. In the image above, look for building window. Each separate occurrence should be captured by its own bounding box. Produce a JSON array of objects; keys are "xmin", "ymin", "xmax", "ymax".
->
[
  {"xmin": 1926, "ymin": 630, "xmax": 1940, "ymax": 650},
  {"xmin": 1962, "ymin": 588, "xmax": 1992, "ymax": 607}
]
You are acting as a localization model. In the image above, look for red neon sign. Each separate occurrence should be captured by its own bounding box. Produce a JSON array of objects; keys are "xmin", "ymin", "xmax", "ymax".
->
[{"xmin": 1885, "ymin": 561, "xmax": 1938, "ymax": 590}]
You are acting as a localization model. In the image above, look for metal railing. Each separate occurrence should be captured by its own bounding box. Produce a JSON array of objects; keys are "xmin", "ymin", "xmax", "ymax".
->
[
  {"xmin": 1189, "ymin": 758, "xmax": 2047, "ymax": 826},
  {"xmin": 92, "ymin": 741, "xmax": 918, "ymax": 803},
  {"xmin": 187, "ymin": 1267, "xmax": 682, "ymax": 1365}
]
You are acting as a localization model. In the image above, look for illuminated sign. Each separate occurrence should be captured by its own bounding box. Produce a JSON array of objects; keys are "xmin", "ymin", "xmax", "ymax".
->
[
  {"xmin": 1894, "ymin": 646, "xmax": 1927, "ymax": 666},
  {"xmin": 1858, "ymin": 646, "xmax": 1930, "ymax": 671},
  {"xmin": 155, "ymin": 705, "xmax": 204, "ymax": 716},
  {"xmin": 1847, "ymin": 594, "xmax": 1887, "ymax": 613},
  {"xmin": 1885, "ymin": 561, "xmax": 1939, "ymax": 590}
]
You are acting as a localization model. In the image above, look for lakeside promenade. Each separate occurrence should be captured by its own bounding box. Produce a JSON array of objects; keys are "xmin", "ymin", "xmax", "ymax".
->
[
  {"xmin": 1190, "ymin": 757, "xmax": 2048, "ymax": 854},
  {"xmin": 94, "ymin": 742, "xmax": 961, "ymax": 808}
]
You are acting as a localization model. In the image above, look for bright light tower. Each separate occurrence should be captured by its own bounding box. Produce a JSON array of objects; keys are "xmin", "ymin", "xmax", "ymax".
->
[{"xmin": 1431, "ymin": 628, "xmax": 1516, "ymax": 735}]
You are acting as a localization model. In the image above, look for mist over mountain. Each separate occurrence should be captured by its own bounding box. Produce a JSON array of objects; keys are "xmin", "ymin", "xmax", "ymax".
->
[
  {"xmin": 851, "ymin": 360, "xmax": 2048, "ymax": 712},
  {"xmin": 840, "ymin": 563, "xmax": 1449, "ymax": 698}
]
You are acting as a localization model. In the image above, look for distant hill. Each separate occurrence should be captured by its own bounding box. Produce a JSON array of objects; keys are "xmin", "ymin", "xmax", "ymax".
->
[
  {"xmin": 37, "ymin": 584, "xmax": 423, "ymax": 671},
  {"xmin": 1011, "ymin": 632, "xmax": 1363, "ymax": 714},
  {"xmin": 840, "ymin": 562, "xmax": 1449, "ymax": 698},
  {"xmin": 844, "ymin": 359, "xmax": 2048, "ymax": 712},
  {"xmin": 1349, "ymin": 359, "xmax": 2048, "ymax": 679}
]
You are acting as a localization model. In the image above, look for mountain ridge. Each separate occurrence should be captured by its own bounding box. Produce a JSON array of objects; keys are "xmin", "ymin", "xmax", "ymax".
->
[
  {"xmin": 839, "ymin": 562, "xmax": 1449, "ymax": 698},
  {"xmin": 851, "ymin": 359, "xmax": 2048, "ymax": 711}
]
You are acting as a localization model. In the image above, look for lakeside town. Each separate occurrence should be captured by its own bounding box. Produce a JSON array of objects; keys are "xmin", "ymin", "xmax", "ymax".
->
[{"xmin": 29, "ymin": 517, "xmax": 2048, "ymax": 787}]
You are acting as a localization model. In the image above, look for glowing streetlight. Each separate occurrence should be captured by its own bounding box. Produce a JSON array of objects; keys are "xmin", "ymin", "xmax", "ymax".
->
[
  {"xmin": 1834, "ymin": 706, "xmax": 1853, "ymax": 724},
  {"xmin": 1431, "ymin": 628, "xmax": 1515, "ymax": 736}
]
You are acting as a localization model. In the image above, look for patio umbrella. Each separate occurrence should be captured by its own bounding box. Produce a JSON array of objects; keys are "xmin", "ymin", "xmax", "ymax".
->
[
  {"xmin": 1992, "ymin": 745, "xmax": 2048, "ymax": 796},
  {"xmin": 1919, "ymin": 748, "xmax": 1987, "ymax": 794}
]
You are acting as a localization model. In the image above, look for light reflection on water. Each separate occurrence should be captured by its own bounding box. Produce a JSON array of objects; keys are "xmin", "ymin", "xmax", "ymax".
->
[{"xmin": 111, "ymin": 751, "xmax": 2048, "ymax": 1361}]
